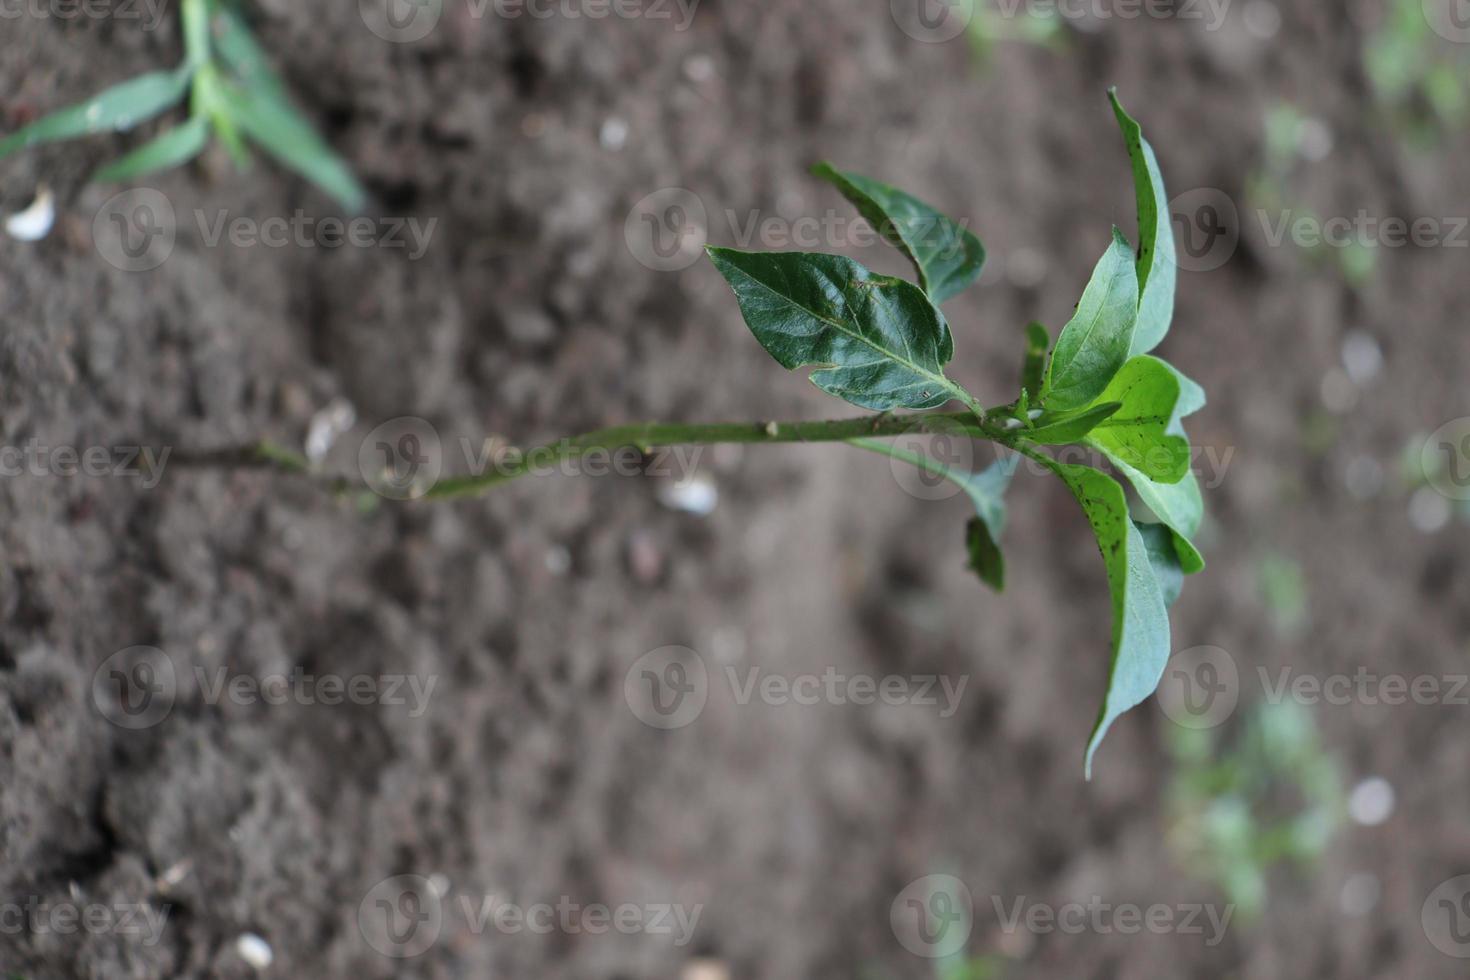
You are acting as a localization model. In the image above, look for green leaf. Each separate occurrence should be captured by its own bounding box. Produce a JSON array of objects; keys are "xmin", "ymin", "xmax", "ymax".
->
[
  {"xmin": 849, "ymin": 439, "xmax": 1016, "ymax": 591},
  {"xmin": 1082, "ymin": 356, "xmax": 1190, "ymax": 484},
  {"xmin": 0, "ymin": 66, "xmax": 193, "ymax": 160},
  {"xmin": 216, "ymin": 79, "xmax": 366, "ymax": 212},
  {"xmin": 1021, "ymin": 449, "xmax": 1171, "ymax": 777},
  {"xmin": 1021, "ymin": 320, "xmax": 1048, "ymax": 398},
  {"xmin": 1020, "ymin": 401, "xmax": 1123, "ymax": 445},
  {"xmin": 1136, "ymin": 521, "xmax": 1184, "ymax": 607},
  {"xmin": 93, "ymin": 116, "xmax": 211, "ymax": 183},
  {"xmin": 1109, "ymin": 90, "xmax": 1177, "ymax": 358},
  {"xmin": 1113, "ymin": 459, "xmax": 1205, "ymax": 574},
  {"xmin": 707, "ymin": 247, "xmax": 963, "ymax": 411},
  {"xmin": 812, "ymin": 162, "xmax": 985, "ymax": 306},
  {"xmin": 1162, "ymin": 360, "xmax": 1205, "ymax": 427},
  {"xmin": 1040, "ymin": 229, "xmax": 1139, "ymax": 412},
  {"xmin": 212, "ymin": 1, "xmax": 290, "ymax": 100}
]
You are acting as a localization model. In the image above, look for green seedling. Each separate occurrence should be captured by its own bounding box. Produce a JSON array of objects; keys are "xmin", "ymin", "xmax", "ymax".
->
[
  {"xmin": 0, "ymin": 0, "xmax": 364, "ymax": 210},
  {"xmin": 1166, "ymin": 701, "xmax": 1343, "ymax": 920},
  {"xmin": 1365, "ymin": 0, "xmax": 1468, "ymax": 146},
  {"xmin": 195, "ymin": 92, "xmax": 1206, "ymax": 774}
]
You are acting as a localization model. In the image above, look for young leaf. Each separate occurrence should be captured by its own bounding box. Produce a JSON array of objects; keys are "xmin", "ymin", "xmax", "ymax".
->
[
  {"xmin": 706, "ymin": 248, "xmax": 964, "ymax": 411},
  {"xmin": 1136, "ymin": 521, "xmax": 1185, "ymax": 607},
  {"xmin": 93, "ymin": 116, "xmax": 211, "ymax": 183},
  {"xmin": 216, "ymin": 80, "xmax": 367, "ymax": 212},
  {"xmin": 1020, "ymin": 449, "xmax": 1171, "ymax": 777},
  {"xmin": 0, "ymin": 66, "xmax": 193, "ymax": 159},
  {"xmin": 1111, "ymin": 459, "xmax": 1205, "ymax": 574},
  {"xmin": 811, "ymin": 163, "xmax": 985, "ymax": 306},
  {"xmin": 1020, "ymin": 401, "xmax": 1123, "ymax": 445},
  {"xmin": 1082, "ymin": 356, "xmax": 1190, "ymax": 484},
  {"xmin": 1021, "ymin": 321, "xmax": 1049, "ymax": 397},
  {"xmin": 212, "ymin": 2, "xmax": 290, "ymax": 100},
  {"xmin": 1040, "ymin": 229, "xmax": 1139, "ymax": 412},
  {"xmin": 850, "ymin": 438, "xmax": 1016, "ymax": 591},
  {"xmin": 1109, "ymin": 90, "xmax": 1177, "ymax": 358}
]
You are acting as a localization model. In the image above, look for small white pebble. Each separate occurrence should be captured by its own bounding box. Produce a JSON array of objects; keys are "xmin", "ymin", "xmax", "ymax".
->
[
  {"xmin": 683, "ymin": 54, "xmax": 715, "ymax": 83},
  {"xmin": 1005, "ymin": 247, "xmax": 1047, "ymax": 289},
  {"xmin": 236, "ymin": 933, "xmax": 274, "ymax": 970},
  {"xmin": 1242, "ymin": 0, "xmax": 1282, "ymax": 39},
  {"xmin": 658, "ymin": 474, "xmax": 718, "ymax": 516},
  {"xmin": 5, "ymin": 185, "xmax": 55, "ymax": 242},
  {"xmin": 304, "ymin": 397, "xmax": 357, "ymax": 463},
  {"xmin": 1341, "ymin": 331, "xmax": 1383, "ymax": 385},
  {"xmin": 1348, "ymin": 777, "xmax": 1395, "ymax": 826},
  {"xmin": 1409, "ymin": 486, "xmax": 1452, "ymax": 534},
  {"xmin": 682, "ymin": 959, "xmax": 730, "ymax": 980},
  {"xmin": 427, "ymin": 872, "xmax": 451, "ymax": 898},
  {"xmin": 599, "ymin": 117, "xmax": 628, "ymax": 151}
]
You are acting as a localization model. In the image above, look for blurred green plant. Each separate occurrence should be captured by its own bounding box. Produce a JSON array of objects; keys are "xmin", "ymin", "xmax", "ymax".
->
[
  {"xmin": 1166, "ymin": 701, "xmax": 1344, "ymax": 920},
  {"xmin": 1257, "ymin": 553, "xmax": 1309, "ymax": 637},
  {"xmin": 0, "ymin": 0, "xmax": 364, "ymax": 210},
  {"xmin": 937, "ymin": 954, "xmax": 1007, "ymax": 980},
  {"xmin": 964, "ymin": 0, "xmax": 1066, "ymax": 63},
  {"xmin": 1365, "ymin": 0, "xmax": 1468, "ymax": 146}
]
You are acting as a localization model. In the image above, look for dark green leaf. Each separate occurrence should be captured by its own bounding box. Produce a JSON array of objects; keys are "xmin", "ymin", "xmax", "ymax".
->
[
  {"xmin": 849, "ymin": 439, "xmax": 1016, "ymax": 591},
  {"xmin": 1022, "ymin": 321, "xmax": 1049, "ymax": 398},
  {"xmin": 217, "ymin": 79, "xmax": 366, "ymax": 211},
  {"xmin": 93, "ymin": 116, "xmax": 211, "ymax": 183},
  {"xmin": 1041, "ymin": 229, "xmax": 1139, "ymax": 412},
  {"xmin": 1109, "ymin": 90, "xmax": 1177, "ymax": 358},
  {"xmin": 1113, "ymin": 460, "xmax": 1205, "ymax": 574},
  {"xmin": 1136, "ymin": 521, "xmax": 1184, "ymax": 607},
  {"xmin": 812, "ymin": 162, "xmax": 985, "ymax": 306},
  {"xmin": 707, "ymin": 247, "xmax": 962, "ymax": 411},
  {"xmin": 1083, "ymin": 356, "xmax": 1190, "ymax": 484},
  {"xmin": 0, "ymin": 67, "xmax": 193, "ymax": 159},
  {"xmin": 1020, "ymin": 448, "xmax": 1172, "ymax": 777},
  {"xmin": 1020, "ymin": 401, "xmax": 1123, "ymax": 445}
]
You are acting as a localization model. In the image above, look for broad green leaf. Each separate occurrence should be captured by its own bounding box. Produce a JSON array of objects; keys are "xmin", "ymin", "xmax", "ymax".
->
[
  {"xmin": 0, "ymin": 66, "xmax": 193, "ymax": 159},
  {"xmin": 849, "ymin": 439, "xmax": 1016, "ymax": 591},
  {"xmin": 1082, "ymin": 356, "xmax": 1189, "ymax": 484},
  {"xmin": 1041, "ymin": 229, "xmax": 1139, "ymax": 412},
  {"xmin": 1021, "ymin": 321, "xmax": 1048, "ymax": 398},
  {"xmin": 1020, "ymin": 401, "xmax": 1122, "ymax": 445},
  {"xmin": 94, "ymin": 116, "xmax": 211, "ymax": 183},
  {"xmin": 1021, "ymin": 449, "xmax": 1171, "ymax": 777},
  {"xmin": 1136, "ymin": 521, "xmax": 1184, "ymax": 607},
  {"xmin": 217, "ymin": 80, "xmax": 366, "ymax": 211},
  {"xmin": 707, "ymin": 247, "xmax": 962, "ymax": 411},
  {"xmin": 1162, "ymin": 360, "xmax": 1205, "ymax": 427},
  {"xmin": 1109, "ymin": 90, "xmax": 1177, "ymax": 357},
  {"xmin": 812, "ymin": 163, "xmax": 985, "ymax": 306},
  {"xmin": 1112, "ymin": 458, "xmax": 1205, "ymax": 574}
]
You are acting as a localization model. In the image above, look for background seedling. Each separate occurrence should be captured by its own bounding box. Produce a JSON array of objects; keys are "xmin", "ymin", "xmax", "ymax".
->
[
  {"xmin": 0, "ymin": 0, "xmax": 364, "ymax": 210},
  {"xmin": 184, "ymin": 92, "xmax": 1206, "ymax": 777}
]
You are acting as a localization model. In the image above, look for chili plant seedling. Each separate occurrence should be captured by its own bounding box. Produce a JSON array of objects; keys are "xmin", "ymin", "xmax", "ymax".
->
[
  {"xmin": 0, "ymin": 0, "xmax": 364, "ymax": 210},
  {"xmin": 188, "ymin": 92, "xmax": 1205, "ymax": 776}
]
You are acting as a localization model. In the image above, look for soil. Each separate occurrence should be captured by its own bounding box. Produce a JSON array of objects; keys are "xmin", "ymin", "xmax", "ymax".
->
[{"xmin": 1, "ymin": 1, "xmax": 1468, "ymax": 978}]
